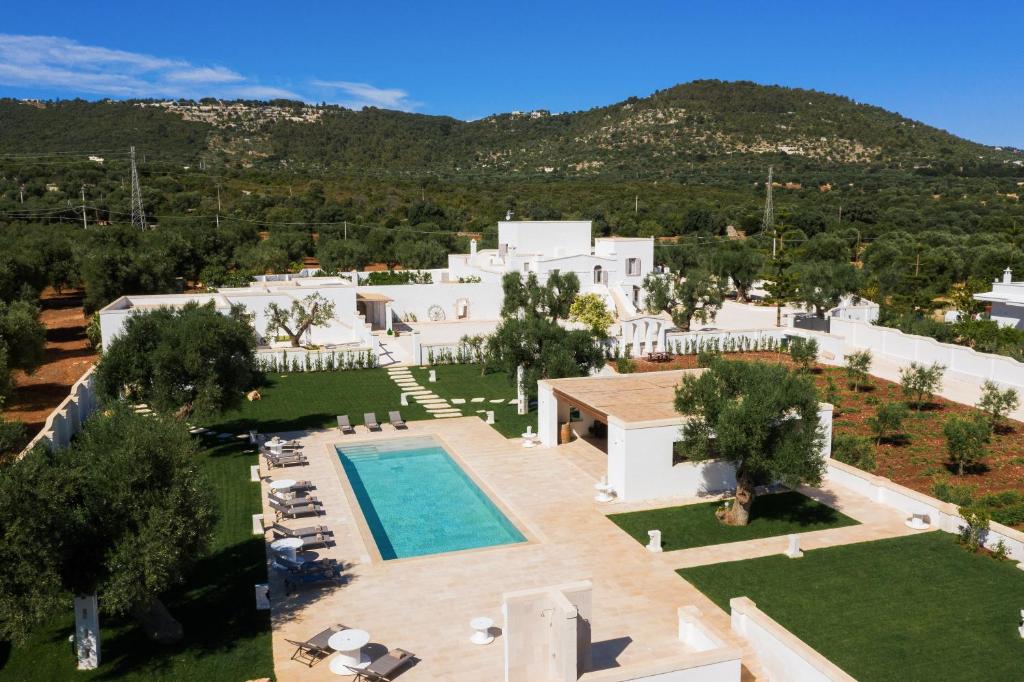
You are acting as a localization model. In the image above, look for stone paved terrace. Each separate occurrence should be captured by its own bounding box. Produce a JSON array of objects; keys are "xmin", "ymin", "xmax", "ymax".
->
[{"xmin": 259, "ymin": 418, "xmax": 919, "ymax": 681}]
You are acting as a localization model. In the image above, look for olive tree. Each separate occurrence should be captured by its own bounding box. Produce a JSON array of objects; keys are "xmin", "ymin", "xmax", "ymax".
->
[
  {"xmin": 975, "ymin": 380, "xmax": 1019, "ymax": 432},
  {"xmin": 788, "ymin": 337, "xmax": 818, "ymax": 372},
  {"xmin": 643, "ymin": 268, "xmax": 725, "ymax": 332},
  {"xmin": 0, "ymin": 299, "xmax": 46, "ymax": 405},
  {"xmin": 843, "ymin": 350, "xmax": 873, "ymax": 392},
  {"xmin": 0, "ymin": 406, "xmax": 216, "ymax": 660},
  {"xmin": 486, "ymin": 272, "xmax": 604, "ymax": 400},
  {"xmin": 899, "ymin": 362, "xmax": 946, "ymax": 411},
  {"xmin": 96, "ymin": 301, "xmax": 259, "ymax": 419},
  {"xmin": 675, "ymin": 359, "xmax": 826, "ymax": 526},
  {"xmin": 265, "ymin": 293, "xmax": 336, "ymax": 347},
  {"xmin": 943, "ymin": 415, "xmax": 990, "ymax": 475}
]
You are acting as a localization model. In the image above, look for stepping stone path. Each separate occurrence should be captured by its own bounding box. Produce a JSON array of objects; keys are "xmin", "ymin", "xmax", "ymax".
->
[{"xmin": 386, "ymin": 367, "xmax": 462, "ymax": 419}]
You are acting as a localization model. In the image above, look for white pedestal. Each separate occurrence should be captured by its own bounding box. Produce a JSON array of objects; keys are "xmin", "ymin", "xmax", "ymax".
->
[
  {"xmin": 785, "ymin": 534, "xmax": 804, "ymax": 559},
  {"xmin": 254, "ymin": 583, "xmax": 270, "ymax": 610},
  {"xmin": 646, "ymin": 530, "xmax": 663, "ymax": 552},
  {"xmin": 400, "ymin": 393, "xmax": 409, "ymax": 406},
  {"xmin": 250, "ymin": 465, "xmax": 260, "ymax": 482},
  {"xmin": 74, "ymin": 594, "xmax": 100, "ymax": 670},
  {"xmin": 470, "ymin": 616, "xmax": 494, "ymax": 645},
  {"xmin": 905, "ymin": 514, "xmax": 930, "ymax": 530},
  {"xmin": 429, "ymin": 369, "xmax": 437, "ymax": 383},
  {"xmin": 485, "ymin": 410, "xmax": 495, "ymax": 425}
]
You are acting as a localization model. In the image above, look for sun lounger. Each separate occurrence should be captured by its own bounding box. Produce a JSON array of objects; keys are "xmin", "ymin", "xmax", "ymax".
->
[
  {"xmin": 270, "ymin": 498, "xmax": 323, "ymax": 520},
  {"xmin": 269, "ymin": 492, "xmax": 320, "ymax": 508},
  {"xmin": 388, "ymin": 411, "xmax": 407, "ymax": 429},
  {"xmin": 364, "ymin": 413, "xmax": 381, "ymax": 432},
  {"xmin": 352, "ymin": 648, "xmax": 416, "ymax": 681},
  {"xmin": 288, "ymin": 480, "xmax": 315, "ymax": 493},
  {"xmin": 271, "ymin": 522, "xmax": 331, "ymax": 539},
  {"xmin": 287, "ymin": 623, "xmax": 350, "ymax": 666},
  {"xmin": 264, "ymin": 452, "xmax": 308, "ymax": 469},
  {"xmin": 277, "ymin": 557, "xmax": 345, "ymax": 592},
  {"xmin": 337, "ymin": 415, "xmax": 356, "ymax": 434}
]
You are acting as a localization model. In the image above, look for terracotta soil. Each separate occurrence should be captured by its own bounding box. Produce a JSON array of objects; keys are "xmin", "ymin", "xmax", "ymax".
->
[
  {"xmin": 631, "ymin": 351, "xmax": 1024, "ymax": 502},
  {"xmin": 3, "ymin": 288, "xmax": 97, "ymax": 437}
]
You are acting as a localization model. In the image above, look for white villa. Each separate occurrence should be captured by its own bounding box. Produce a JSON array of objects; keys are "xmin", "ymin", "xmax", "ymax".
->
[
  {"xmin": 974, "ymin": 267, "xmax": 1024, "ymax": 329},
  {"xmin": 98, "ymin": 220, "xmax": 658, "ymax": 364}
]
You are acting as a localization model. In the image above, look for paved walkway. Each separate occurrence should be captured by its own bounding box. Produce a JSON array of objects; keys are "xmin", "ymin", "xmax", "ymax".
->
[
  {"xmin": 384, "ymin": 366, "xmax": 462, "ymax": 419},
  {"xmin": 262, "ymin": 419, "xmax": 760, "ymax": 681}
]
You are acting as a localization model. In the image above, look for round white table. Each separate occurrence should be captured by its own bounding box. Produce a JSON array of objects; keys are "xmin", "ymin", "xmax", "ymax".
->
[
  {"xmin": 328, "ymin": 629, "xmax": 370, "ymax": 670},
  {"xmin": 267, "ymin": 437, "xmax": 284, "ymax": 455},
  {"xmin": 270, "ymin": 537, "xmax": 303, "ymax": 563},
  {"xmin": 269, "ymin": 479, "xmax": 296, "ymax": 495},
  {"xmin": 470, "ymin": 616, "xmax": 494, "ymax": 645}
]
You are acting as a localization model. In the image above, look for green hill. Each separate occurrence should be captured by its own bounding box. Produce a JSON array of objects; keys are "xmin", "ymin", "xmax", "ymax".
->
[{"xmin": 1, "ymin": 81, "xmax": 1018, "ymax": 178}]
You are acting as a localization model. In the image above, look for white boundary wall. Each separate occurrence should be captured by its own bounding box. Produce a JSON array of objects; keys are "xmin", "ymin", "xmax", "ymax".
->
[
  {"xmin": 730, "ymin": 597, "xmax": 855, "ymax": 682},
  {"xmin": 831, "ymin": 318, "xmax": 1024, "ymax": 391},
  {"xmin": 21, "ymin": 365, "xmax": 99, "ymax": 456},
  {"xmin": 826, "ymin": 460, "xmax": 1024, "ymax": 561}
]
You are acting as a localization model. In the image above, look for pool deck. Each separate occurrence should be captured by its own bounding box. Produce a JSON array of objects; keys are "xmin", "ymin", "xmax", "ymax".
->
[{"xmin": 260, "ymin": 417, "xmax": 914, "ymax": 681}]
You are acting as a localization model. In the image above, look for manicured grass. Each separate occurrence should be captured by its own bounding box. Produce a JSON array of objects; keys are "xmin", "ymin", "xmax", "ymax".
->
[
  {"xmin": 607, "ymin": 492, "xmax": 858, "ymax": 551},
  {"xmin": 0, "ymin": 438, "xmax": 272, "ymax": 681},
  {"xmin": 679, "ymin": 532, "xmax": 1024, "ymax": 681},
  {"xmin": 409, "ymin": 365, "xmax": 536, "ymax": 438},
  {"xmin": 203, "ymin": 365, "xmax": 536, "ymax": 439}
]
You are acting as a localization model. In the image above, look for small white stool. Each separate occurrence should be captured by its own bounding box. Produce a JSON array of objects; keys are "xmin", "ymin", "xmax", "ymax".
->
[{"xmin": 470, "ymin": 616, "xmax": 494, "ymax": 645}]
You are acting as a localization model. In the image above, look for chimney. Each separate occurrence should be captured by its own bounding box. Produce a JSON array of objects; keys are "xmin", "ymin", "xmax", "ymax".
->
[
  {"xmin": 1004, "ymin": 267, "xmax": 1013, "ymax": 284},
  {"xmin": 470, "ymin": 239, "xmax": 478, "ymax": 257}
]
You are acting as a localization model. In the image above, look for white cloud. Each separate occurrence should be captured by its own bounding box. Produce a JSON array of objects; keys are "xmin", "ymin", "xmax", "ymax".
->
[
  {"xmin": 0, "ymin": 34, "xmax": 297, "ymax": 100},
  {"xmin": 311, "ymin": 79, "xmax": 419, "ymax": 111},
  {"xmin": 0, "ymin": 34, "xmax": 417, "ymax": 109}
]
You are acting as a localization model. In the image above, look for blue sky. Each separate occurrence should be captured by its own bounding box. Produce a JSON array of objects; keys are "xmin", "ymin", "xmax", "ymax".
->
[{"xmin": 1, "ymin": 2, "xmax": 1021, "ymax": 146}]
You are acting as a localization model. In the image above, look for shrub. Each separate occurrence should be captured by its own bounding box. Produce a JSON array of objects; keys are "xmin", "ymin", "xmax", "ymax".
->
[
  {"xmin": 831, "ymin": 433, "xmax": 876, "ymax": 471},
  {"xmin": 85, "ymin": 314, "xmax": 103, "ymax": 351},
  {"xmin": 843, "ymin": 349, "xmax": 872, "ymax": 391},
  {"xmin": 942, "ymin": 415, "xmax": 990, "ymax": 475},
  {"xmin": 992, "ymin": 539, "xmax": 1009, "ymax": 561},
  {"xmin": 975, "ymin": 380, "xmax": 1019, "ymax": 432},
  {"xmin": 867, "ymin": 402, "xmax": 908, "ymax": 445},
  {"xmin": 788, "ymin": 337, "xmax": 818, "ymax": 372},
  {"xmin": 957, "ymin": 506, "xmax": 990, "ymax": 553},
  {"xmin": 0, "ymin": 417, "xmax": 28, "ymax": 458},
  {"xmin": 931, "ymin": 477, "xmax": 977, "ymax": 507},
  {"xmin": 899, "ymin": 361, "xmax": 945, "ymax": 410},
  {"xmin": 616, "ymin": 357, "xmax": 635, "ymax": 374},
  {"xmin": 824, "ymin": 375, "xmax": 841, "ymax": 411},
  {"xmin": 696, "ymin": 349, "xmax": 720, "ymax": 367}
]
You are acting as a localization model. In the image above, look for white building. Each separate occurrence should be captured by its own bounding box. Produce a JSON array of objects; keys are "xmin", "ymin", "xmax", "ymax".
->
[
  {"xmin": 447, "ymin": 220, "xmax": 654, "ymax": 310},
  {"xmin": 99, "ymin": 277, "xmax": 374, "ymax": 351},
  {"xmin": 537, "ymin": 370, "xmax": 833, "ymax": 503},
  {"xmin": 974, "ymin": 267, "xmax": 1024, "ymax": 329}
]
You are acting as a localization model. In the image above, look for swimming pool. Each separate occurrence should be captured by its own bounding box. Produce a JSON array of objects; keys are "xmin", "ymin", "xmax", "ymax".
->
[{"xmin": 336, "ymin": 436, "xmax": 525, "ymax": 560}]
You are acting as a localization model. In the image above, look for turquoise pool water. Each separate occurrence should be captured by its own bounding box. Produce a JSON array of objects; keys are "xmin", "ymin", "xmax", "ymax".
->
[{"xmin": 336, "ymin": 436, "xmax": 525, "ymax": 560}]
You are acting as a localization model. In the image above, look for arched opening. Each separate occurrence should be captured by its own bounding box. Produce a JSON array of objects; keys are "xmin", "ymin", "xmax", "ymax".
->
[{"xmin": 593, "ymin": 265, "xmax": 604, "ymax": 284}]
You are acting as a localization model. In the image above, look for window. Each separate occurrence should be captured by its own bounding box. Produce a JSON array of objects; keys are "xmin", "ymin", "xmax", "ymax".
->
[
  {"xmin": 593, "ymin": 265, "xmax": 603, "ymax": 284},
  {"xmin": 626, "ymin": 258, "xmax": 641, "ymax": 276}
]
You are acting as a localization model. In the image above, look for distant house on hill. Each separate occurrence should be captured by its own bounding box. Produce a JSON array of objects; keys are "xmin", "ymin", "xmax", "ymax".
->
[{"xmin": 974, "ymin": 268, "xmax": 1024, "ymax": 329}]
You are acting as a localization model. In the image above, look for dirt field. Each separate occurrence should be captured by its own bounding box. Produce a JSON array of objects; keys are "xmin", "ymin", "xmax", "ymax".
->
[
  {"xmin": 631, "ymin": 351, "xmax": 1024, "ymax": 501},
  {"xmin": 3, "ymin": 289, "xmax": 97, "ymax": 437}
]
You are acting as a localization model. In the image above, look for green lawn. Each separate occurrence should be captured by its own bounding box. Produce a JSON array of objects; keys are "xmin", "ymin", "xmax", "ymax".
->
[
  {"xmin": 0, "ymin": 438, "xmax": 272, "ymax": 681},
  {"xmin": 680, "ymin": 532, "xmax": 1024, "ymax": 681},
  {"xmin": 607, "ymin": 492, "xmax": 858, "ymax": 551},
  {"xmin": 203, "ymin": 365, "xmax": 536, "ymax": 439},
  {"xmin": 409, "ymin": 365, "xmax": 536, "ymax": 438}
]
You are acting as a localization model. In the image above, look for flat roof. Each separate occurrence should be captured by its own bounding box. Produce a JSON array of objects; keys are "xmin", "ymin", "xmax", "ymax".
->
[{"xmin": 543, "ymin": 369, "xmax": 702, "ymax": 427}]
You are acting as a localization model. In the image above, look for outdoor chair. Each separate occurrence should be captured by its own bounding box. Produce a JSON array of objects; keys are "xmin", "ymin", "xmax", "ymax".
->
[
  {"xmin": 288, "ymin": 480, "xmax": 315, "ymax": 493},
  {"xmin": 350, "ymin": 648, "xmax": 416, "ymax": 681},
  {"xmin": 271, "ymin": 522, "xmax": 331, "ymax": 539},
  {"xmin": 270, "ymin": 498, "xmax": 323, "ymax": 520},
  {"xmin": 287, "ymin": 623, "xmax": 350, "ymax": 666},
  {"xmin": 337, "ymin": 415, "xmax": 356, "ymax": 434},
  {"xmin": 364, "ymin": 413, "xmax": 381, "ymax": 432},
  {"xmin": 389, "ymin": 411, "xmax": 407, "ymax": 430}
]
